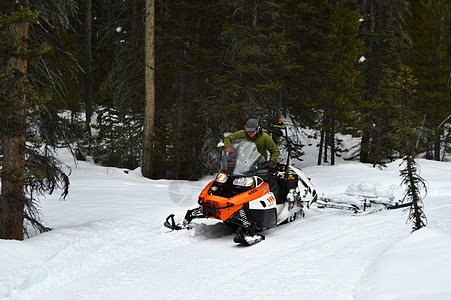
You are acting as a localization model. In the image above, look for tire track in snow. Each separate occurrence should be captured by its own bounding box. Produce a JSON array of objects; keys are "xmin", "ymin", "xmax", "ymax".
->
[
  {"xmin": 210, "ymin": 208, "xmax": 411, "ymax": 299},
  {"xmin": 8, "ymin": 205, "xmax": 410, "ymax": 300}
]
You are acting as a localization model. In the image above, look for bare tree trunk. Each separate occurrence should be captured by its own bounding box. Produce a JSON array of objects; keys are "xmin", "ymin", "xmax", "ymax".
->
[
  {"xmin": 331, "ymin": 118, "xmax": 335, "ymax": 166},
  {"xmin": 324, "ymin": 128, "xmax": 329, "ymax": 164},
  {"xmin": 175, "ymin": 75, "xmax": 185, "ymax": 178},
  {"xmin": 434, "ymin": 129, "xmax": 442, "ymax": 161},
  {"xmin": 252, "ymin": 0, "xmax": 258, "ymax": 30},
  {"xmin": 142, "ymin": 0, "xmax": 155, "ymax": 178},
  {"xmin": 1, "ymin": 21, "xmax": 29, "ymax": 240},
  {"xmin": 106, "ymin": 0, "xmax": 113, "ymax": 72},
  {"xmin": 132, "ymin": 0, "xmax": 138, "ymax": 41},
  {"xmin": 317, "ymin": 128, "xmax": 324, "ymax": 165},
  {"xmin": 84, "ymin": 0, "xmax": 93, "ymax": 136},
  {"xmin": 360, "ymin": 129, "xmax": 370, "ymax": 163}
]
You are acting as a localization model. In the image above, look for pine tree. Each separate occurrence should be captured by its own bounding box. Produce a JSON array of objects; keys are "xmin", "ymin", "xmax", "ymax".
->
[
  {"xmin": 150, "ymin": 0, "xmax": 224, "ymax": 179},
  {"xmin": 398, "ymin": 65, "xmax": 427, "ymax": 232},
  {"xmin": 384, "ymin": 62, "xmax": 427, "ymax": 232},
  {"xmin": 1, "ymin": 1, "xmax": 78, "ymax": 239},
  {"xmin": 213, "ymin": 1, "xmax": 298, "ymax": 119},
  {"xmin": 316, "ymin": 0, "xmax": 363, "ymax": 165},
  {"xmin": 92, "ymin": 107, "xmax": 142, "ymax": 169},
  {"xmin": 408, "ymin": 0, "xmax": 451, "ymax": 161},
  {"xmin": 282, "ymin": 0, "xmax": 326, "ymax": 128},
  {"xmin": 201, "ymin": 0, "xmax": 309, "ymax": 164},
  {"xmin": 0, "ymin": 4, "xmax": 33, "ymax": 239},
  {"xmin": 83, "ymin": 0, "xmax": 147, "ymax": 171},
  {"xmin": 357, "ymin": 0, "xmax": 412, "ymax": 165},
  {"xmin": 400, "ymin": 155, "xmax": 427, "ymax": 231}
]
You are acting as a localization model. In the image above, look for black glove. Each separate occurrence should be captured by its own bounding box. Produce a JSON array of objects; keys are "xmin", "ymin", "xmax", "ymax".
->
[
  {"xmin": 258, "ymin": 160, "xmax": 277, "ymax": 169},
  {"xmin": 267, "ymin": 160, "xmax": 277, "ymax": 169}
]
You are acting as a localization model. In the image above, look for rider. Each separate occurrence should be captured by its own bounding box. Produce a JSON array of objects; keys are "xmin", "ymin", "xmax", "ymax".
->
[
  {"xmin": 224, "ymin": 118, "xmax": 282, "ymax": 201},
  {"xmin": 224, "ymin": 118, "xmax": 280, "ymax": 163}
]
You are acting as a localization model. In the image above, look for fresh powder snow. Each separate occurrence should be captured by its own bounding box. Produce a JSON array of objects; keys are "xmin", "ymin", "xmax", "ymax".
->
[{"xmin": 1, "ymin": 148, "xmax": 451, "ymax": 300}]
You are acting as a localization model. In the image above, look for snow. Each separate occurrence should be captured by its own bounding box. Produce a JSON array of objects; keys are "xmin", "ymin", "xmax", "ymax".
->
[
  {"xmin": 356, "ymin": 228, "xmax": 451, "ymax": 300},
  {"xmin": 1, "ymin": 149, "xmax": 451, "ymax": 299}
]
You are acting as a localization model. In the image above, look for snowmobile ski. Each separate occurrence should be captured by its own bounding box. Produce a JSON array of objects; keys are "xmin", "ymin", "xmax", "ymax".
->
[
  {"xmin": 164, "ymin": 207, "xmax": 205, "ymax": 231},
  {"xmin": 164, "ymin": 214, "xmax": 183, "ymax": 230}
]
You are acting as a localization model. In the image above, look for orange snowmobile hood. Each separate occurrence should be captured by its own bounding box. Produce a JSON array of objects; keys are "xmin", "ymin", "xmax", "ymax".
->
[{"xmin": 198, "ymin": 180, "xmax": 270, "ymax": 221}]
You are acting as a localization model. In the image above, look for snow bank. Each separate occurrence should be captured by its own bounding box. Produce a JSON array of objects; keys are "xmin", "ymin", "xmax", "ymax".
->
[{"xmin": 355, "ymin": 228, "xmax": 451, "ymax": 300}]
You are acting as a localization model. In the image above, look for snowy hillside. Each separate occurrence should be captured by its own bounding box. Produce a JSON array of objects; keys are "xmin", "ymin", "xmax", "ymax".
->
[{"xmin": 1, "ymin": 149, "xmax": 451, "ymax": 300}]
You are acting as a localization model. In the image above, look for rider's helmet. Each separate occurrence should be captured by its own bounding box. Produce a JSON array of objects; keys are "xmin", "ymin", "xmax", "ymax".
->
[{"xmin": 244, "ymin": 119, "xmax": 260, "ymax": 132}]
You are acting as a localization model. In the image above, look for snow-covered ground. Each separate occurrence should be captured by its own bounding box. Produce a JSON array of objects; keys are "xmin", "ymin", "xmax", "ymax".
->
[{"xmin": 1, "ymin": 148, "xmax": 451, "ymax": 300}]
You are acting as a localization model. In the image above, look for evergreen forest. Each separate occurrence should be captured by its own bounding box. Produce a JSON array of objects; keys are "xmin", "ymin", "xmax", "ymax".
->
[{"xmin": 1, "ymin": 0, "xmax": 450, "ymax": 239}]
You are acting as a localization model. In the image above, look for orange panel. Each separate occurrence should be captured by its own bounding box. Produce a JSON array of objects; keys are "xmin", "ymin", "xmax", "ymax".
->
[{"xmin": 198, "ymin": 181, "xmax": 270, "ymax": 221}]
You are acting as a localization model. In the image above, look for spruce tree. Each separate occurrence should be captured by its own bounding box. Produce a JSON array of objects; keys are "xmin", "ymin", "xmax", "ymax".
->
[
  {"xmin": 151, "ymin": 0, "xmax": 223, "ymax": 179},
  {"xmin": 0, "ymin": 4, "xmax": 34, "ymax": 239},
  {"xmin": 316, "ymin": 0, "xmax": 363, "ymax": 165},
  {"xmin": 408, "ymin": 0, "xmax": 451, "ymax": 161},
  {"xmin": 397, "ymin": 65, "xmax": 427, "ymax": 232},
  {"xmin": 400, "ymin": 155, "xmax": 427, "ymax": 231},
  {"xmin": 383, "ymin": 62, "xmax": 427, "ymax": 232},
  {"xmin": 1, "ymin": 1, "xmax": 78, "ymax": 239},
  {"xmin": 357, "ymin": 0, "xmax": 412, "ymax": 165},
  {"xmin": 83, "ymin": 0, "xmax": 147, "ymax": 171},
  {"xmin": 213, "ymin": 1, "xmax": 299, "ymax": 121}
]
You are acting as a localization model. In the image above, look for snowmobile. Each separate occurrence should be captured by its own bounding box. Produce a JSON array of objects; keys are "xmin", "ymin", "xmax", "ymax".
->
[{"xmin": 164, "ymin": 122, "xmax": 317, "ymax": 246}]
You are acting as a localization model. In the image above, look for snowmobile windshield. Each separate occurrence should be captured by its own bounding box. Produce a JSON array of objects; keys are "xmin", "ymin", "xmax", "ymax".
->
[{"xmin": 221, "ymin": 139, "xmax": 266, "ymax": 175}]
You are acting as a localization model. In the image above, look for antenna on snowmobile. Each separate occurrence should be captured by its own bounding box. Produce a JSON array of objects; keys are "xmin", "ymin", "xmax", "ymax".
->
[
  {"xmin": 273, "ymin": 119, "xmax": 291, "ymax": 199},
  {"xmin": 272, "ymin": 118, "xmax": 290, "ymax": 161}
]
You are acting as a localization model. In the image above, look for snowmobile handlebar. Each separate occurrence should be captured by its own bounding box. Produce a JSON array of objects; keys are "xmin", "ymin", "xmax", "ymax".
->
[{"xmin": 257, "ymin": 160, "xmax": 277, "ymax": 170}]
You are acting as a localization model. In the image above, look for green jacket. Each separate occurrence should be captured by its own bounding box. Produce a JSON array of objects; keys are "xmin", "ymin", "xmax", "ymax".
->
[{"xmin": 224, "ymin": 130, "xmax": 280, "ymax": 162}]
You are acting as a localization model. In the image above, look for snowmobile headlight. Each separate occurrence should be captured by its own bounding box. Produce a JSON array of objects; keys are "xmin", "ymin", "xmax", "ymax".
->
[
  {"xmin": 216, "ymin": 172, "xmax": 228, "ymax": 183},
  {"xmin": 233, "ymin": 176, "xmax": 254, "ymax": 187}
]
